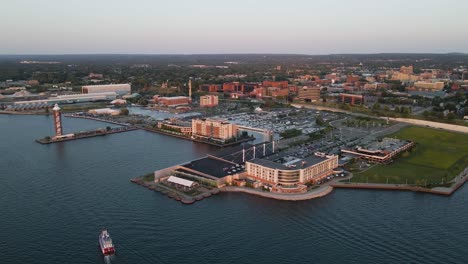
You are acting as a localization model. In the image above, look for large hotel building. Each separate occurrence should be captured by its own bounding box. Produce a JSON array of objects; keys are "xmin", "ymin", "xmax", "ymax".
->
[
  {"xmin": 191, "ymin": 118, "xmax": 238, "ymax": 143},
  {"xmin": 245, "ymin": 154, "xmax": 339, "ymax": 188}
]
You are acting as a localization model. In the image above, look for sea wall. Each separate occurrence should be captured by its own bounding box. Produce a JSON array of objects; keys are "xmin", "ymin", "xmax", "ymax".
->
[{"xmin": 221, "ymin": 186, "xmax": 334, "ymax": 201}]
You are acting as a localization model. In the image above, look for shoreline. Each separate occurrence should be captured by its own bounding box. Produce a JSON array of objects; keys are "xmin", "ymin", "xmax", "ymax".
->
[
  {"xmin": 131, "ymin": 174, "xmax": 468, "ymax": 203},
  {"xmin": 332, "ymin": 167, "xmax": 468, "ymax": 196},
  {"xmin": 0, "ymin": 110, "xmax": 50, "ymax": 115},
  {"xmin": 7, "ymin": 111, "xmax": 466, "ymax": 200},
  {"xmin": 221, "ymin": 186, "xmax": 334, "ymax": 201}
]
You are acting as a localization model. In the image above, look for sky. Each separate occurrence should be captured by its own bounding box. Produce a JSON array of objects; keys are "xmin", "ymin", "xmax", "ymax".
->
[{"xmin": 1, "ymin": 0, "xmax": 467, "ymax": 55}]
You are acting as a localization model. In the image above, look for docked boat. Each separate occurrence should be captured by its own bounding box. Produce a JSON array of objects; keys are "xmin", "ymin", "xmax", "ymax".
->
[{"xmin": 98, "ymin": 229, "xmax": 115, "ymax": 255}]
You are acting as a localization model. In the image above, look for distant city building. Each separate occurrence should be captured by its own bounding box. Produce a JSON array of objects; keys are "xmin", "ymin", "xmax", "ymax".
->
[
  {"xmin": 325, "ymin": 73, "xmax": 341, "ymax": 82},
  {"xmin": 191, "ymin": 118, "xmax": 238, "ymax": 143},
  {"xmin": 88, "ymin": 73, "xmax": 104, "ymax": 79},
  {"xmin": 267, "ymin": 87, "xmax": 289, "ymax": 98},
  {"xmin": 27, "ymin": 80, "xmax": 40, "ymax": 86},
  {"xmin": 341, "ymin": 138, "xmax": 414, "ymax": 164},
  {"xmin": 242, "ymin": 83, "xmax": 260, "ymax": 93},
  {"xmin": 462, "ymin": 71, "xmax": 468, "ymax": 81},
  {"xmin": 262, "ymin": 80, "xmax": 288, "ymax": 89},
  {"xmin": 154, "ymin": 96, "xmax": 191, "ymax": 107},
  {"xmin": 346, "ymin": 75, "xmax": 360, "ymax": 84},
  {"xmin": 82, "ymin": 84, "xmax": 131, "ymax": 95},
  {"xmin": 297, "ymin": 86, "xmax": 321, "ymax": 102},
  {"xmin": 400, "ymin": 65, "xmax": 414, "ymax": 75},
  {"xmin": 157, "ymin": 119, "xmax": 192, "ymax": 135},
  {"xmin": 391, "ymin": 67, "xmax": 420, "ymax": 82},
  {"xmin": 339, "ymin": 93, "xmax": 364, "ymax": 105},
  {"xmin": 223, "ymin": 82, "xmax": 243, "ymax": 92},
  {"xmin": 11, "ymin": 92, "xmax": 117, "ymax": 110},
  {"xmin": 412, "ymin": 81, "xmax": 445, "ymax": 91},
  {"xmin": 363, "ymin": 83, "xmax": 389, "ymax": 90},
  {"xmin": 200, "ymin": 84, "xmax": 222, "ymax": 93},
  {"xmin": 200, "ymin": 95, "xmax": 219, "ymax": 107},
  {"xmin": 245, "ymin": 154, "xmax": 339, "ymax": 189}
]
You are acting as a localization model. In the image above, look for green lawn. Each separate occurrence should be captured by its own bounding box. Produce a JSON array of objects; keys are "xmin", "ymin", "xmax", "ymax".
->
[{"xmin": 352, "ymin": 126, "xmax": 468, "ymax": 186}]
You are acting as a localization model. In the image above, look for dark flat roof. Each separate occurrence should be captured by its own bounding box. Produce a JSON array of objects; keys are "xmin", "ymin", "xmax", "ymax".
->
[
  {"xmin": 179, "ymin": 142, "xmax": 276, "ymax": 178},
  {"xmin": 182, "ymin": 157, "xmax": 242, "ymax": 178},
  {"xmin": 212, "ymin": 142, "xmax": 274, "ymax": 164}
]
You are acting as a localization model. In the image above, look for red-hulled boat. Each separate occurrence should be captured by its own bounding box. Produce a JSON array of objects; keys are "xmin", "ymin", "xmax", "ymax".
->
[{"xmin": 99, "ymin": 229, "xmax": 115, "ymax": 255}]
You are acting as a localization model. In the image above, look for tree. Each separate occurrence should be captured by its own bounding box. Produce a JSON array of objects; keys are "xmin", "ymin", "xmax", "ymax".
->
[
  {"xmin": 447, "ymin": 112, "xmax": 456, "ymax": 120},
  {"xmin": 138, "ymin": 98, "xmax": 148, "ymax": 106},
  {"xmin": 120, "ymin": 108, "xmax": 129, "ymax": 115},
  {"xmin": 446, "ymin": 103, "xmax": 457, "ymax": 112},
  {"xmin": 316, "ymin": 116, "xmax": 325, "ymax": 126}
]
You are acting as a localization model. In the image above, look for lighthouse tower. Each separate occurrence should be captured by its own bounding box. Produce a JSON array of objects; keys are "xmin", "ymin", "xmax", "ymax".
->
[{"xmin": 52, "ymin": 104, "xmax": 63, "ymax": 137}]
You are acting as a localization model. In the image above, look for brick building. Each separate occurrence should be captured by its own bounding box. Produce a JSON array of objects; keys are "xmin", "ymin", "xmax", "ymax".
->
[
  {"xmin": 339, "ymin": 93, "xmax": 364, "ymax": 105},
  {"xmin": 154, "ymin": 96, "xmax": 192, "ymax": 107},
  {"xmin": 297, "ymin": 86, "xmax": 321, "ymax": 102},
  {"xmin": 200, "ymin": 84, "xmax": 222, "ymax": 93},
  {"xmin": 262, "ymin": 80, "xmax": 288, "ymax": 89},
  {"xmin": 191, "ymin": 119, "xmax": 238, "ymax": 143},
  {"xmin": 200, "ymin": 95, "xmax": 219, "ymax": 107}
]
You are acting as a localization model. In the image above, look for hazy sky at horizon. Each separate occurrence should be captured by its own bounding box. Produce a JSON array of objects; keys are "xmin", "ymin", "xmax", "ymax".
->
[{"xmin": 1, "ymin": 0, "xmax": 467, "ymax": 54}]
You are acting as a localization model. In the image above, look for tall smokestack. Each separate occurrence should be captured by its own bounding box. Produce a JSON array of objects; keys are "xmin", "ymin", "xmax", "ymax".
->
[{"xmin": 189, "ymin": 78, "xmax": 192, "ymax": 98}]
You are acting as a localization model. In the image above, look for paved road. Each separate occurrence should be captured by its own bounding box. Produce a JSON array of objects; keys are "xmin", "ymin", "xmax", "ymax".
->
[{"xmin": 388, "ymin": 117, "xmax": 468, "ymax": 134}]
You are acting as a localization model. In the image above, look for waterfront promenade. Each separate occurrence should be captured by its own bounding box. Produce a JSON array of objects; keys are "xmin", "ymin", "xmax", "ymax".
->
[
  {"xmin": 331, "ymin": 167, "xmax": 468, "ymax": 196},
  {"xmin": 63, "ymin": 113, "xmax": 130, "ymax": 126},
  {"xmin": 36, "ymin": 126, "xmax": 138, "ymax": 144},
  {"xmin": 221, "ymin": 167, "xmax": 468, "ymax": 202},
  {"xmin": 221, "ymin": 186, "xmax": 334, "ymax": 201}
]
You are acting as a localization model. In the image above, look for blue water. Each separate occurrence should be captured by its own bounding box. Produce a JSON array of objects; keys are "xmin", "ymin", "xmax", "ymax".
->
[{"xmin": 1, "ymin": 115, "xmax": 467, "ymax": 264}]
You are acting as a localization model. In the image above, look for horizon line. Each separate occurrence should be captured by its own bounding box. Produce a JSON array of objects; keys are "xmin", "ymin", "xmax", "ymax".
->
[{"xmin": 0, "ymin": 52, "xmax": 467, "ymax": 57}]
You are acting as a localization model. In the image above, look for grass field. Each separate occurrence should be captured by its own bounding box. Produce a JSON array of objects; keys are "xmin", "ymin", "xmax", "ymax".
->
[{"xmin": 352, "ymin": 126, "xmax": 468, "ymax": 186}]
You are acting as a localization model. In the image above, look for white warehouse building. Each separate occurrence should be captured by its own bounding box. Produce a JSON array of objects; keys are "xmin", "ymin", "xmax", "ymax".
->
[{"xmin": 82, "ymin": 84, "xmax": 131, "ymax": 95}]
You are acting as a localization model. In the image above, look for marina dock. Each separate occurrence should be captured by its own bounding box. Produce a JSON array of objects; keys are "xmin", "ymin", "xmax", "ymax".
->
[{"xmin": 36, "ymin": 126, "xmax": 138, "ymax": 144}]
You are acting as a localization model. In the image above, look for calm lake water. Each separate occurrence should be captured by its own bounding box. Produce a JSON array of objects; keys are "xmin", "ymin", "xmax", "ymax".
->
[{"xmin": 1, "ymin": 115, "xmax": 467, "ymax": 264}]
